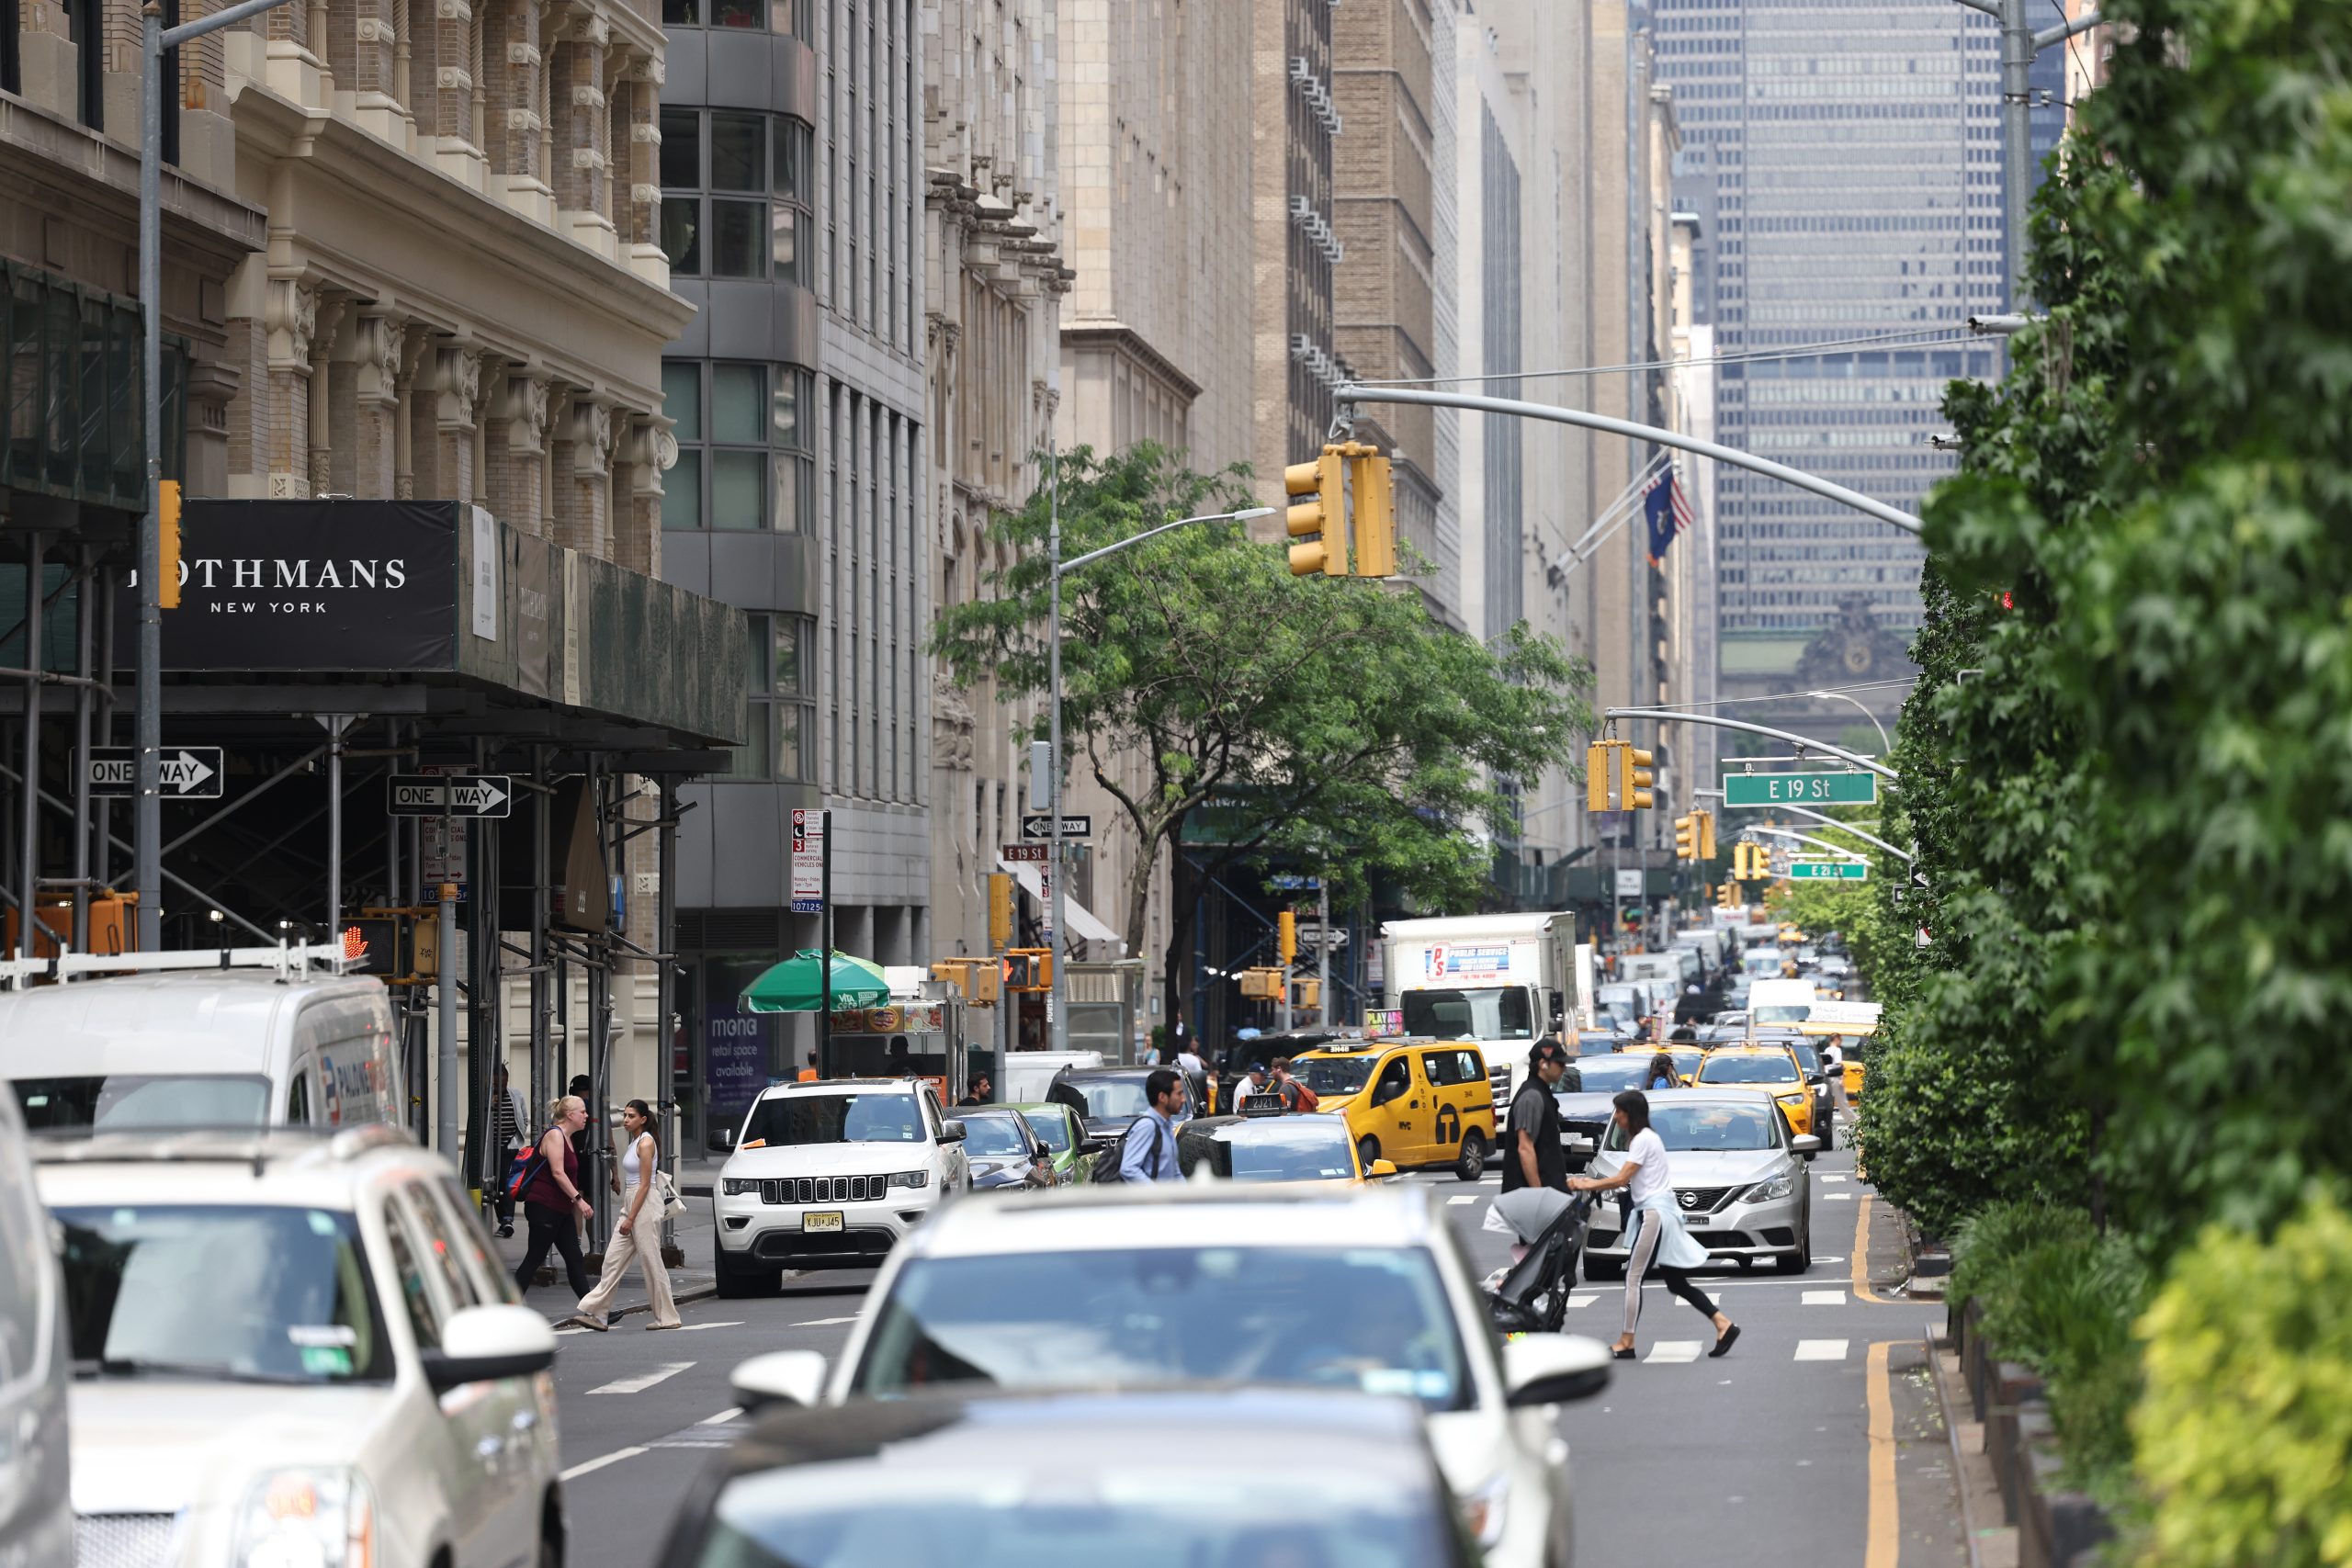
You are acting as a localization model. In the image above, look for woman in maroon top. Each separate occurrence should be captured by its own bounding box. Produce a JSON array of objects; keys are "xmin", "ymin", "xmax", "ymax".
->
[{"xmin": 514, "ymin": 1095, "xmax": 595, "ymax": 1297}]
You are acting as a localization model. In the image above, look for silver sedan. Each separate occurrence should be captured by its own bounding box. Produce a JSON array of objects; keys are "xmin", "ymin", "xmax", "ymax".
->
[{"xmin": 1572, "ymin": 1089, "xmax": 1820, "ymax": 1278}]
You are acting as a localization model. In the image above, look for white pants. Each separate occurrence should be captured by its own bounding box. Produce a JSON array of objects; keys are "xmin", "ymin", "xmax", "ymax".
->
[{"xmin": 576, "ymin": 1185, "xmax": 681, "ymax": 1327}]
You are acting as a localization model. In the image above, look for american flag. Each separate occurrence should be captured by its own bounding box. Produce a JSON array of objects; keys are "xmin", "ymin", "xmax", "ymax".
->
[{"xmin": 1644, "ymin": 464, "xmax": 1694, "ymax": 568}]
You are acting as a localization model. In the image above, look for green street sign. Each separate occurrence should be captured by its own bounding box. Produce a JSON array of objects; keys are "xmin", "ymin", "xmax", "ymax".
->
[
  {"xmin": 1788, "ymin": 859, "xmax": 1869, "ymax": 882},
  {"xmin": 1724, "ymin": 771, "xmax": 1879, "ymax": 807}
]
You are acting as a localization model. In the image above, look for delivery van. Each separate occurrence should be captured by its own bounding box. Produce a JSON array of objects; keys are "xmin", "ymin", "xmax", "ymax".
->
[{"xmin": 0, "ymin": 971, "xmax": 402, "ymax": 1133}]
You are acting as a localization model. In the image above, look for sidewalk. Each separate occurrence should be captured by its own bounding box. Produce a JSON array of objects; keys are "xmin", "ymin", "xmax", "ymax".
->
[{"xmin": 490, "ymin": 1185, "xmax": 721, "ymax": 1325}]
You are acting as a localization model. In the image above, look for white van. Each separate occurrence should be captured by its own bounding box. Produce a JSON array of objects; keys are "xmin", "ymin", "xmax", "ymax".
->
[
  {"xmin": 0, "ymin": 1091, "xmax": 72, "ymax": 1568},
  {"xmin": 998, "ymin": 1048, "xmax": 1105, "ymax": 1108},
  {"xmin": 0, "ymin": 972, "xmax": 403, "ymax": 1133}
]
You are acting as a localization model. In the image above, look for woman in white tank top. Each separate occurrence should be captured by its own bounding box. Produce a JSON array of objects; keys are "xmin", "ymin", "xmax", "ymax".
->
[{"xmin": 568, "ymin": 1098, "xmax": 684, "ymax": 1331}]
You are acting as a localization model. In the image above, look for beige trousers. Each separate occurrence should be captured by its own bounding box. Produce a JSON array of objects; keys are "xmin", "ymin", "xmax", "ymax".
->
[{"xmin": 575, "ymin": 1184, "xmax": 681, "ymax": 1327}]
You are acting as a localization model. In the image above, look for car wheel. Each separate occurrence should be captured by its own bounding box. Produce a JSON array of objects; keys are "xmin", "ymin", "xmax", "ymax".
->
[
  {"xmin": 1454, "ymin": 1130, "xmax": 1487, "ymax": 1182},
  {"xmin": 1776, "ymin": 1216, "xmax": 1813, "ymax": 1275},
  {"xmin": 1584, "ymin": 1251, "xmax": 1623, "ymax": 1282},
  {"xmin": 1357, "ymin": 1135, "xmax": 1380, "ymax": 1171}
]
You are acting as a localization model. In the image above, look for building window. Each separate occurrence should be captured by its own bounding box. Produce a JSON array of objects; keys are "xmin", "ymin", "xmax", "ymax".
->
[
  {"xmin": 730, "ymin": 613, "xmax": 816, "ymax": 781},
  {"xmin": 661, "ymin": 360, "xmax": 814, "ymax": 533},
  {"xmin": 659, "ymin": 108, "xmax": 814, "ymax": 285},
  {"xmin": 662, "ymin": 0, "xmax": 803, "ymax": 35}
]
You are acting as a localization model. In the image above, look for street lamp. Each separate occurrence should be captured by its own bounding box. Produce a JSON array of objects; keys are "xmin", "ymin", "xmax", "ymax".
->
[
  {"xmin": 1042, "ymin": 469, "xmax": 1275, "ymax": 1052},
  {"xmin": 139, "ymin": 0, "xmax": 300, "ymax": 950}
]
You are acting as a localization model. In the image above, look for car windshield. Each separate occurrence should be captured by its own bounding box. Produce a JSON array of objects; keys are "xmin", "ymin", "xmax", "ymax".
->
[
  {"xmin": 1563, "ymin": 1055, "xmax": 1650, "ymax": 1092},
  {"xmin": 53, "ymin": 1204, "xmax": 391, "ymax": 1384},
  {"xmin": 14, "ymin": 1075, "xmax": 272, "ymax": 1132},
  {"xmin": 696, "ymin": 1454, "xmax": 1452, "ymax": 1568},
  {"xmin": 853, "ymin": 1246, "xmax": 1472, "ymax": 1413},
  {"xmin": 1784, "ymin": 1042, "xmax": 1823, "ymax": 1075},
  {"xmin": 1604, "ymin": 1102, "xmax": 1780, "ymax": 1152},
  {"xmin": 957, "ymin": 1114, "xmax": 1032, "ymax": 1158},
  {"xmin": 1059, "ymin": 1078, "xmax": 1150, "ymax": 1122},
  {"xmin": 1017, "ymin": 1109, "xmax": 1071, "ymax": 1154},
  {"xmin": 1399, "ymin": 987, "xmax": 1532, "ymax": 1041},
  {"xmin": 1697, "ymin": 1055, "xmax": 1799, "ymax": 1086},
  {"xmin": 1184, "ymin": 1121, "xmax": 1354, "ymax": 1181},
  {"xmin": 1753, "ymin": 1004, "xmax": 1812, "ymax": 1025},
  {"xmin": 1288, "ymin": 1057, "xmax": 1376, "ymax": 1097},
  {"xmin": 744, "ymin": 1094, "xmax": 926, "ymax": 1146}
]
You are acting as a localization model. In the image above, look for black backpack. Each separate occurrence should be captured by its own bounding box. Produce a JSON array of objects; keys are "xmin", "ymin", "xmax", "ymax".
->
[{"xmin": 1092, "ymin": 1120, "xmax": 1165, "ymax": 1183}]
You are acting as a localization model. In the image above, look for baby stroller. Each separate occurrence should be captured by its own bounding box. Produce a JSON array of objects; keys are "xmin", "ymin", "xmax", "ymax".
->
[{"xmin": 1483, "ymin": 1191, "xmax": 1595, "ymax": 1334}]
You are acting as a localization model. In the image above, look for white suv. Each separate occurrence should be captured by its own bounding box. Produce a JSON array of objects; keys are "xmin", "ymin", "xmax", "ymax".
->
[
  {"xmin": 712, "ymin": 1078, "xmax": 971, "ymax": 1294},
  {"xmin": 33, "ymin": 1126, "xmax": 563, "ymax": 1568}
]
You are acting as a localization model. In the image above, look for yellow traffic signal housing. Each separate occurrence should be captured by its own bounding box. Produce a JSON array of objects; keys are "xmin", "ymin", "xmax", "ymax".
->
[
  {"xmin": 987, "ymin": 873, "xmax": 1014, "ymax": 951},
  {"xmin": 1696, "ymin": 809, "xmax": 1717, "ymax": 862},
  {"xmin": 1003, "ymin": 948, "xmax": 1054, "ymax": 992},
  {"xmin": 1292, "ymin": 977, "xmax": 1321, "ymax": 1010},
  {"xmin": 1285, "ymin": 450, "xmax": 1347, "ymax": 576},
  {"xmin": 1278, "ymin": 909, "xmax": 1297, "ymax": 965},
  {"xmin": 1619, "ymin": 746, "xmax": 1656, "ymax": 811},
  {"xmin": 1586, "ymin": 739, "xmax": 1621, "ymax": 812},
  {"xmin": 1345, "ymin": 447, "xmax": 1396, "ymax": 578},
  {"xmin": 1673, "ymin": 814, "xmax": 1697, "ymax": 860},
  {"xmin": 1238, "ymin": 966, "xmax": 1285, "ymax": 999},
  {"xmin": 158, "ymin": 479, "xmax": 183, "ymax": 609}
]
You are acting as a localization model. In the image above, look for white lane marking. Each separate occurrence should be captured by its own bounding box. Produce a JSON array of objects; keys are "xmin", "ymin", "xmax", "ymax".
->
[
  {"xmin": 1447, "ymin": 1195, "xmax": 1479, "ymax": 1206},
  {"xmin": 1822, "ymin": 1192, "xmax": 1855, "ymax": 1201},
  {"xmin": 560, "ymin": 1445, "xmax": 647, "ymax": 1480},
  {"xmin": 1645, "ymin": 1341, "xmax": 1702, "ymax": 1364},
  {"xmin": 1820, "ymin": 1175, "xmax": 1849, "ymax": 1183},
  {"xmin": 794, "ymin": 1316, "xmax": 857, "ymax": 1327},
  {"xmin": 587, "ymin": 1361, "xmax": 695, "ymax": 1395},
  {"xmin": 697, "ymin": 1406, "xmax": 744, "ymax": 1426},
  {"xmin": 673, "ymin": 1321, "xmax": 747, "ymax": 1332},
  {"xmin": 1567, "ymin": 1294, "xmax": 1602, "ymax": 1310},
  {"xmin": 1801, "ymin": 1291, "xmax": 1849, "ymax": 1306},
  {"xmin": 554, "ymin": 1326, "xmax": 592, "ymax": 1337},
  {"xmin": 1793, "ymin": 1339, "xmax": 1850, "ymax": 1362}
]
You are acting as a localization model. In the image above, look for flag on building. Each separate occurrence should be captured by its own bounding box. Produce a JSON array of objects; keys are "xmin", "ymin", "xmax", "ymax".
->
[{"xmin": 1644, "ymin": 465, "xmax": 1694, "ymax": 568}]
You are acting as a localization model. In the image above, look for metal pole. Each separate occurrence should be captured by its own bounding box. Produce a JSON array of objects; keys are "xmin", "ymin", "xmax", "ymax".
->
[
  {"xmin": 1316, "ymin": 877, "xmax": 1330, "ymax": 1028},
  {"xmin": 1701, "ymin": 788, "xmax": 1915, "ymax": 863},
  {"xmin": 71, "ymin": 547, "xmax": 93, "ymax": 953},
  {"xmin": 1046, "ymin": 434, "xmax": 1067, "ymax": 1054},
  {"xmin": 435, "ymin": 880, "xmax": 458, "ymax": 1156},
  {"xmin": 1604, "ymin": 706, "xmax": 1899, "ymax": 783},
  {"xmin": 2002, "ymin": 0, "xmax": 2033, "ymax": 310},
  {"xmin": 136, "ymin": 6, "xmax": 162, "ymax": 953},
  {"xmin": 17, "ymin": 532, "xmax": 41, "ymax": 959},
  {"xmin": 818, "ymin": 806, "xmax": 832, "ymax": 1076},
  {"xmin": 655, "ymin": 775, "xmax": 676, "ymax": 1252},
  {"xmin": 1337, "ymin": 384, "xmax": 1924, "ymax": 536},
  {"xmin": 530, "ymin": 746, "xmax": 549, "ymax": 1122},
  {"xmin": 324, "ymin": 717, "xmax": 345, "ymax": 934}
]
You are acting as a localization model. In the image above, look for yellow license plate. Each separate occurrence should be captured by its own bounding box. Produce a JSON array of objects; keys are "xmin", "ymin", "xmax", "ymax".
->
[{"xmin": 802, "ymin": 1212, "xmax": 844, "ymax": 1233}]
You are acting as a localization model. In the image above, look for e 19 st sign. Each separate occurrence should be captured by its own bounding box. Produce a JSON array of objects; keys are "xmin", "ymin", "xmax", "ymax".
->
[{"xmin": 1723, "ymin": 771, "xmax": 1878, "ymax": 808}]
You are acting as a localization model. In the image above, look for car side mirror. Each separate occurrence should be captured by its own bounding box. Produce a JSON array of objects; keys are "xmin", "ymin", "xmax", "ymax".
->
[
  {"xmin": 731, "ymin": 1349, "xmax": 829, "ymax": 1411},
  {"xmin": 713, "ymin": 1126, "xmax": 737, "ymax": 1151},
  {"xmin": 1079, "ymin": 1137, "xmax": 1107, "ymax": 1156},
  {"xmin": 1367, "ymin": 1158, "xmax": 1397, "ymax": 1179},
  {"xmin": 938, "ymin": 1120, "xmax": 967, "ymax": 1143},
  {"xmin": 421, "ymin": 1304, "xmax": 557, "ymax": 1392},
  {"xmin": 1791, "ymin": 1134, "xmax": 1822, "ymax": 1155},
  {"xmin": 1503, "ymin": 1334, "xmax": 1612, "ymax": 1407}
]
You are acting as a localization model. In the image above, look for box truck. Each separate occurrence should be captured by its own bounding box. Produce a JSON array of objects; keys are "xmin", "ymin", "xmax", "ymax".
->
[{"xmin": 1381, "ymin": 913, "xmax": 1583, "ymax": 1105}]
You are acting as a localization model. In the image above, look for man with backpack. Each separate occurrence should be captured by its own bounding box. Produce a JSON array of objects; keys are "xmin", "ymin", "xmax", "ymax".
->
[
  {"xmin": 1114, "ymin": 1068, "xmax": 1186, "ymax": 1183},
  {"xmin": 1268, "ymin": 1057, "xmax": 1319, "ymax": 1114}
]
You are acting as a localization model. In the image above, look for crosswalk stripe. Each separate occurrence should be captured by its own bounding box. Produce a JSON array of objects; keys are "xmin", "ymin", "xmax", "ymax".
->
[
  {"xmin": 1801, "ymin": 1291, "xmax": 1849, "ymax": 1306},
  {"xmin": 1567, "ymin": 1294, "xmax": 1602, "ymax": 1310},
  {"xmin": 794, "ymin": 1316, "xmax": 857, "ymax": 1327},
  {"xmin": 1646, "ymin": 1341, "xmax": 1702, "ymax": 1363},
  {"xmin": 1447, "ymin": 1195, "xmax": 1478, "ymax": 1206},
  {"xmin": 1823, "ymin": 1191, "xmax": 1855, "ymax": 1201},
  {"xmin": 673, "ymin": 1321, "xmax": 746, "ymax": 1332},
  {"xmin": 587, "ymin": 1360, "xmax": 695, "ymax": 1394},
  {"xmin": 1794, "ymin": 1339, "xmax": 1850, "ymax": 1362},
  {"xmin": 697, "ymin": 1406, "xmax": 744, "ymax": 1426},
  {"xmin": 560, "ymin": 1446, "xmax": 646, "ymax": 1480},
  {"xmin": 1820, "ymin": 1175, "xmax": 1849, "ymax": 1183}
]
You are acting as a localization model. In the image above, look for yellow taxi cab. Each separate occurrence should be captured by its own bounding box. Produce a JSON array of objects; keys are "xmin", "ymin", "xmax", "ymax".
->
[
  {"xmin": 1611, "ymin": 1041, "xmax": 1704, "ymax": 1086},
  {"xmin": 1688, "ymin": 1043, "xmax": 1816, "ymax": 1141},
  {"xmin": 1287, "ymin": 1037, "xmax": 1498, "ymax": 1181}
]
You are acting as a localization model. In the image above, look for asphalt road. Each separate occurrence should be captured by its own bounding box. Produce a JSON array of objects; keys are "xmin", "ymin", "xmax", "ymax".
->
[{"xmin": 548, "ymin": 1134, "xmax": 1963, "ymax": 1568}]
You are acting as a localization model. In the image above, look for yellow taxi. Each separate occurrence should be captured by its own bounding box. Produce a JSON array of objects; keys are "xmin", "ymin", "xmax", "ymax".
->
[
  {"xmin": 1612, "ymin": 1041, "xmax": 1705, "ymax": 1085},
  {"xmin": 1286, "ymin": 1038, "xmax": 1498, "ymax": 1181},
  {"xmin": 1688, "ymin": 1043, "xmax": 1816, "ymax": 1140}
]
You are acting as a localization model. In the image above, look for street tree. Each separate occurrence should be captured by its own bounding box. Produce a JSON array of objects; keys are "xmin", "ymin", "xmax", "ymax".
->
[{"xmin": 933, "ymin": 443, "xmax": 1591, "ymax": 1029}]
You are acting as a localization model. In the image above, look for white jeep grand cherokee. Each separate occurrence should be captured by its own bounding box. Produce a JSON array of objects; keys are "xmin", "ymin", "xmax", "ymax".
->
[{"xmin": 712, "ymin": 1078, "xmax": 969, "ymax": 1294}]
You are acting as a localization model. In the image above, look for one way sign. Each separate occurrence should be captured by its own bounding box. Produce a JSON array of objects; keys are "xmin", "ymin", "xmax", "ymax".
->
[
  {"xmin": 88, "ymin": 746, "xmax": 223, "ymax": 799},
  {"xmin": 388, "ymin": 775, "xmax": 514, "ymax": 818}
]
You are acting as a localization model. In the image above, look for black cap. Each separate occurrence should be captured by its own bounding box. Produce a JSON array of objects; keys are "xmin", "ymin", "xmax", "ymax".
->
[{"xmin": 1531, "ymin": 1038, "xmax": 1569, "ymax": 1066}]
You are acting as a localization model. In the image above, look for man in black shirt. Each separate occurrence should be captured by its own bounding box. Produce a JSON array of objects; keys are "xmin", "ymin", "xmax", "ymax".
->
[{"xmin": 1502, "ymin": 1039, "xmax": 1571, "ymax": 1194}]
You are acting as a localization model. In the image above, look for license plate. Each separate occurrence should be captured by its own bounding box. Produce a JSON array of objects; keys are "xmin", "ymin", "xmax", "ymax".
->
[{"xmin": 801, "ymin": 1212, "xmax": 844, "ymax": 1233}]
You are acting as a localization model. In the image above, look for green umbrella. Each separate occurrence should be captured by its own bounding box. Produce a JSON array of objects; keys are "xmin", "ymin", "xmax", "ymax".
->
[{"xmin": 741, "ymin": 950, "xmax": 892, "ymax": 1013}]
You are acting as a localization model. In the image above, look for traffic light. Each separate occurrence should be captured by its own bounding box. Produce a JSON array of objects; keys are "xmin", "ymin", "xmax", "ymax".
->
[
  {"xmin": 1345, "ymin": 446, "xmax": 1396, "ymax": 577},
  {"xmin": 987, "ymin": 872, "xmax": 1014, "ymax": 951},
  {"xmin": 1586, "ymin": 739, "xmax": 1620, "ymax": 812},
  {"xmin": 1291, "ymin": 977, "xmax": 1321, "ymax": 1010},
  {"xmin": 1618, "ymin": 746, "xmax": 1656, "ymax": 811},
  {"xmin": 1239, "ymin": 966, "xmax": 1285, "ymax": 1000},
  {"xmin": 1003, "ymin": 949, "xmax": 1054, "ymax": 992},
  {"xmin": 158, "ymin": 479, "xmax": 183, "ymax": 609},
  {"xmin": 1673, "ymin": 814, "xmax": 1697, "ymax": 860},
  {"xmin": 1696, "ymin": 809, "xmax": 1717, "ymax": 862},
  {"xmin": 1285, "ymin": 450, "xmax": 1347, "ymax": 577},
  {"xmin": 1278, "ymin": 909, "xmax": 1297, "ymax": 966}
]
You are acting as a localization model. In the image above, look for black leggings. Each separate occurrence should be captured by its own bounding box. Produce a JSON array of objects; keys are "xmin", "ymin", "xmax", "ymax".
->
[
  {"xmin": 516, "ymin": 1201, "xmax": 592, "ymax": 1297},
  {"xmin": 1624, "ymin": 1213, "xmax": 1720, "ymax": 1335}
]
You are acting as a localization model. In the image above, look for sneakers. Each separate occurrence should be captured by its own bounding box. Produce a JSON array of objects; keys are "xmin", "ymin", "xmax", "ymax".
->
[{"xmin": 565, "ymin": 1314, "xmax": 610, "ymax": 1332}]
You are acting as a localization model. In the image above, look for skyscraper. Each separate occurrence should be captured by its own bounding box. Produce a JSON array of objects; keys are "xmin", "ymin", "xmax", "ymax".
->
[{"xmin": 1654, "ymin": 1, "xmax": 2006, "ymax": 720}]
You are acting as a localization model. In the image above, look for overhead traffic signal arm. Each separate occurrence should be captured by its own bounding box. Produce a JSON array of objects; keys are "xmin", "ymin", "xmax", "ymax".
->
[{"xmin": 1285, "ymin": 451, "xmax": 1348, "ymax": 577}]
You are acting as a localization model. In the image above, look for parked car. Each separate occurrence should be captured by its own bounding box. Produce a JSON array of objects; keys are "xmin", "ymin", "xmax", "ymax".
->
[
  {"xmin": 712, "ymin": 1078, "xmax": 970, "ymax": 1293},
  {"xmin": 34, "ymin": 1126, "xmax": 562, "ymax": 1568},
  {"xmin": 954, "ymin": 1107, "xmax": 1057, "ymax": 1191},
  {"xmin": 668, "ymin": 1388, "xmax": 1487, "ymax": 1568},
  {"xmin": 1009, "ymin": 1100, "xmax": 1094, "ymax": 1185},
  {"xmin": 1577, "ymin": 1089, "xmax": 1819, "ymax": 1277},
  {"xmin": 725, "ymin": 1181, "xmax": 1613, "ymax": 1568},
  {"xmin": 0, "ymin": 1092, "xmax": 70, "ymax": 1568},
  {"xmin": 1045, "ymin": 1066, "xmax": 1193, "ymax": 1145}
]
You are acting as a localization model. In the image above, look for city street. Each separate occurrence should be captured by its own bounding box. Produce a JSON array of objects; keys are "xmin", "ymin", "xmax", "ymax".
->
[{"xmin": 547, "ymin": 1146, "xmax": 1967, "ymax": 1568}]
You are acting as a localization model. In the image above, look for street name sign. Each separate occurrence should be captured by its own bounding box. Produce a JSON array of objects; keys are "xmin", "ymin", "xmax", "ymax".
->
[
  {"xmin": 1020, "ymin": 813, "xmax": 1091, "ymax": 841},
  {"xmin": 88, "ymin": 746, "xmax": 223, "ymax": 799},
  {"xmin": 1723, "ymin": 771, "xmax": 1878, "ymax": 807},
  {"xmin": 1788, "ymin": 859, "xmax": 1868, "ymax": 882},
  {"xmin": 388, "ymin": 774, "xmax": 514, "ymax": 818},
  {"xmin": 1268, "ymin": 874, "xmax": 1322, "ymax": 891},
  {"xmin": 1001, "ymin": 842, "xmax": 1050, "ymax": 863}
]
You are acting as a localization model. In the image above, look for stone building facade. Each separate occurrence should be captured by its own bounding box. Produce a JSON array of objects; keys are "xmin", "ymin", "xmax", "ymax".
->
[{"xmin": 1250, "ymin": 0, "xmax": 1340, "ymax": 504}]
